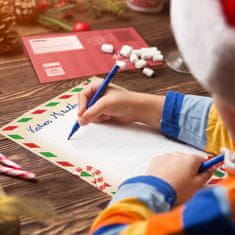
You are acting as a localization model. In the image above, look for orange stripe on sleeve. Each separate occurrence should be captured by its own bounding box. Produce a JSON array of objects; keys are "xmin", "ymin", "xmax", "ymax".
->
[
  {"xmin": 89, "ymin": 198, "xmax": 153, "ymax": 234},
  {"xmin": 120, "ymin": 221, "xmax": 147, "ymax": 235},
  {"xmin": 147, "ymin": 206, "xmax": 185, "ymax": 235},
  {"xmin": 89, "ymin": 212, "xmax": 142, "ymax": 234}
]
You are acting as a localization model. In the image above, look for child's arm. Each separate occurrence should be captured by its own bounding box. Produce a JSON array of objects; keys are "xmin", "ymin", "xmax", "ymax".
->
[
  {"xmin": 78, "ymin": 78, "xmax": 165, "ymax": 128},
  {"xmin": 78, "ymin": 80, "xmax": 233, "ymax": 154},
  {"xmin": 89, "ymin": 154, "xmax": 235, "ymax": 235},
  {"xmin": 161, "ymin": 91, "xmax": 233, "ymax": 154}
]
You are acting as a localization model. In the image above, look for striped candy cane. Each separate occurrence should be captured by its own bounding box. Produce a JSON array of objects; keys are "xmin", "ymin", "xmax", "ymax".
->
[
  {"xmin": 0, "ymin": 153, "xmax": 22, "ymax": 169},
  {"xmin": 86, "ymin": 166, "xmax": 110, "ymax": 191},
  {"xmin": 0, "ymin": 165, "xmax": 36, "ymax": 181}
]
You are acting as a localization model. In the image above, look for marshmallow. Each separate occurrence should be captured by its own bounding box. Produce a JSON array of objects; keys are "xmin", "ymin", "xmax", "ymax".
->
[
  {"xmin": 143, "ymin": 67, "xmax": 155, "ymax": 77},
  {"xmin": 142, "ymin": 47, "xmax": 158, "ymax": 52},
  {"xmin": 116, "ymin": 60, "xmax": 127, "ymax": 69},
  {"xmin": 101, "ymin": 43, "xmax": 114, "ymax": 53},
  {"xmin": 129, "ymin": 53, "xmax": 138, "ymax": 63},
  {"xmin": 141, "ymin": 51, "xmax": 153, "ymax": 60},
  {"xmin": 134, "ymin": 59, "xmax": 147, "ymax": 69},
  {"xmin": 120, "ymin": 45, "xmax": 133, "ymax": 57},
  {"xmin": 132, "ymin": 49, "xmax": 142, "ymax": 56},
  {"xmin": 153, "ymin": 51, "xmax": 162, "ymax": 57},
  {"xmin": 140, "ymin": 47, "xmax": 161, "ymax": 60},
  {"xmin": 152, "ymin": 53, "xmax": 164, "ymax": 62}
]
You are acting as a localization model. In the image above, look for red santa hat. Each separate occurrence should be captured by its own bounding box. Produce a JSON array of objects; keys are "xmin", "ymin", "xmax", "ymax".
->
[{"xmin": 171, "ymin": 0, "xmax": 235, "ymax": 105}]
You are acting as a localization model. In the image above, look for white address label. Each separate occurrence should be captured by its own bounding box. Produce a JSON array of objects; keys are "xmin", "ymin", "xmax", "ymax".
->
[{"xmin": 29, "ymin": 35, "xmax": 84, "ymax": 54}]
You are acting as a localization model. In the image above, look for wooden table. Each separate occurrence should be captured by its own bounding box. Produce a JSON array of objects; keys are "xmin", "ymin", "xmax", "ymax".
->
[{"xmin": 0, "ymin": 5, "xmax": 206, "ymax": 235}]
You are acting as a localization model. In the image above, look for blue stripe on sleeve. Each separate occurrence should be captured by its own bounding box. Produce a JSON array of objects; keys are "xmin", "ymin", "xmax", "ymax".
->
[
  {"xmin": 93, "ymin": 224, "xmax": 126, "ymax": 235},
  {"xmin": 116, "ymin": 176, "xmax": 176, "ymax": 208},
  {"xmin": 160, "ymin": 91, "xmax": 184, "ymax": 139},
  {"xmin": 183, "ymin": 187, "xmax": 235, "ymax": 235}
]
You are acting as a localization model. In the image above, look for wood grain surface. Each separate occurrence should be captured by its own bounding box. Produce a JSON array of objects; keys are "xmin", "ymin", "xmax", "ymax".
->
[{"xmin": 0, "ymin": 3, "xmax": 207, "ymax": 235}]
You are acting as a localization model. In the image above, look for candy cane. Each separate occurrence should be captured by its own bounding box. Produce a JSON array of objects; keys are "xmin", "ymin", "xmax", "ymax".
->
[
  {"xmin": 86, "ymin": 166, "xmax": 110, "ymax": 190},
  {"xmin": 0, "ymin": 153, "xmax": 22, "ymax": 169},
  {"xmin": 0, "ymin": 165, "xmax": 36, "ymax": 181}
]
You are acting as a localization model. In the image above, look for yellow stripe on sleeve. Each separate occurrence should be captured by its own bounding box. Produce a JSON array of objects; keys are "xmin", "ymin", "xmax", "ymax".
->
[
  {"xmin": 120, "ymin": 221, "xmax": 147, "ymax": 235},
  {"xmin": 206, "ymin": 104, "xmax": 233, "ymax": 154}
]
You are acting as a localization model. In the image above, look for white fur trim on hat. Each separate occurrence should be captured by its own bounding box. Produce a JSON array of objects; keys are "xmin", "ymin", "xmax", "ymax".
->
[{"xmin": 171, "ymin": 0, "xmax": 235, "ymax": 106}]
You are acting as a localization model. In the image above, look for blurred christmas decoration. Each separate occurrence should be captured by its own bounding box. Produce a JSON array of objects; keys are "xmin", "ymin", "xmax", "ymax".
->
[
  {"xmin": 0, "ymin": 0, "xmax": 125, "ymax": 55},
  {"xmin": 86, "ymin": 0, "xmax": 125, "ymax": 18},
  {"xmin": 37, "ymin": 0, "xmax": 79, "ymax": 32},
  {"xmin": 14, "ymin": 0, "xmax": 37, "ymax": 23},
  {"xmin": 72, "ymin": 21, "xmax": 90, "ymax": 31},
  {"xmin": 0, "ymin": 188, "xmax": 55, "ymax": 234},
  {"xmin": 37, "ymin": 0, "xmax": 125, "ymax": 31},
  {"xmin": 0, "ymin": 0, "xmax": 20, "ymax": 54}
]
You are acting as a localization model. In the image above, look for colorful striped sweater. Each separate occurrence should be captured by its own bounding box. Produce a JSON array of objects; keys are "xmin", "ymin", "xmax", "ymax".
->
[{"xmin": 89, "ymin": 91, "xmax": 235, "ymax": 235}]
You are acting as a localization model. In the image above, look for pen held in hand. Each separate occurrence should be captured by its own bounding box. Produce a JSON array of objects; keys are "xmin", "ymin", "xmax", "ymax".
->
[
  {"xmin": 67, "ymin": 64, "xmax": 120, "ymax": 140},
  {"xmin": 198, "ymin": 154, "xmax": 224, "ymax": 173}
]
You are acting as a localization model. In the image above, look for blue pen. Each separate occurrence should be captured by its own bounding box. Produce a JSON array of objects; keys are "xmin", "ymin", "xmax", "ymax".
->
[
  {"xmin": 67, "ymin": 64, "xmax": 120, "ymax": 140},
  {"xmin": 198, "ymin": 154, "xmax": 224, "ymax": 173}
]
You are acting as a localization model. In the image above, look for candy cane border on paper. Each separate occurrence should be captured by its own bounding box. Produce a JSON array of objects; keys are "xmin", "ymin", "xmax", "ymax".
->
[{"xmin": 0, "ymin": 78, "xmax": 115, "ymax": 196}]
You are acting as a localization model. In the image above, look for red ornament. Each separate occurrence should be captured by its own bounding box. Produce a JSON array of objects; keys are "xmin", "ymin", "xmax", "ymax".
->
[
  {"xmin": 58, "ymin": 0, "xmax": 69, "ymax": 3},
  {"xmin": 63, "ymin": 10, "xmax": 74, "ymax": 19},
  {"xmin": 56, "ymin": 1, "xmax": 66, "ymax": 8},
  {"xmin": 73, "ymin": 22, "xmax": 91, "ymax": 32},
  {"xmin": 37, "ymin": 0, "xmax": 50, "ymax": 11}
]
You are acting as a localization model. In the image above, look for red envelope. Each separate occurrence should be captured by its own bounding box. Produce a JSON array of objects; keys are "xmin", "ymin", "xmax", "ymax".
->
[{"xmin": 23, "ymin": 27, "xmax": 162, "ymax": 83}]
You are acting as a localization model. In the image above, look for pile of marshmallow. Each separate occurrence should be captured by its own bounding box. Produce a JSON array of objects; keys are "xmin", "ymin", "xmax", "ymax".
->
[{"xmin": 100, "ymin": 43, "xmax": 164, "ymax": 77}]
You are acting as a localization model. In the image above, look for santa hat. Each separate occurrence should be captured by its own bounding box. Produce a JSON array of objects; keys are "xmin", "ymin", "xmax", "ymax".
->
[{"xmin": 171, "ymin": 0, "xmax": 235, "ymax": 106}]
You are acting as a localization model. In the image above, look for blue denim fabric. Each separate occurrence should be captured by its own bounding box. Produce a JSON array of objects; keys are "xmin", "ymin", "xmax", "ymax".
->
[
  {"xmin": 178, "ymin": 94, "xmax": 212, "ymax": 150},
  {"xmin": 161, "ymin": 91, "xmax": 212, "ymax": 150}
]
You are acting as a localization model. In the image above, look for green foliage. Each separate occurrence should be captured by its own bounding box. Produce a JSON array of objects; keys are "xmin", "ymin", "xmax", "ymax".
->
[{"xmin": 87, "ymin": 0, "xmax": 125, "ymax": 18}]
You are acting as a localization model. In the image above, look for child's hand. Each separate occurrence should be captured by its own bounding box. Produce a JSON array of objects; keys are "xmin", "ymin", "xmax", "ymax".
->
[
  {"xmin": 146, "ymin": 152, "xmax": 215, "ymax": 204},
  {"xmin": 77, "ymin": 79, "xmax": 164, "ymax": 128}
]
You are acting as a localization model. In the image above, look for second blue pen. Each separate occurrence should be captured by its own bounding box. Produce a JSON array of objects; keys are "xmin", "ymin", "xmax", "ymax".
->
[
  {"xmin": 198, "ymin": 154, "xmax": 224, "ymax": 173},
  {"xmin": 67, "ymin": 64, "xmax": 120, "ymax": 140}
]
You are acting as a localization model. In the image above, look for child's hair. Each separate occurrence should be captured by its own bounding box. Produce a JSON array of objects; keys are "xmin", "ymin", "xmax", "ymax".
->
[{"xmin": 171, "ymin": 0, "xmax": 235, "ymax": 106}]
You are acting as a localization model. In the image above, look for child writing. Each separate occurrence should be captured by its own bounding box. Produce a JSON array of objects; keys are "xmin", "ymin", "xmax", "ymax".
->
[{"xmin": 79, "ymin": 0, "xmax": 235, "ymax": 234}]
